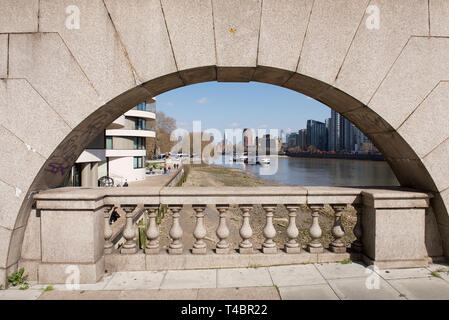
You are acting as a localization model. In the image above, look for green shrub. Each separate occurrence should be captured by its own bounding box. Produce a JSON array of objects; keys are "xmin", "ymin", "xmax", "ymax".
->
[{"xmin": 8, "ymin": 268, "xmax": 30, "ymax": 290}]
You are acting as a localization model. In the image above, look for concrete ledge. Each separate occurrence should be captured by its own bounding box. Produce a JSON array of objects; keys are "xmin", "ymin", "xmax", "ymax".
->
[
  {"xmin": 105, "ymin": 252, "xmax": 145, "ymax": 272},
  {"xmin": 362, "ymin": 254, "xmax": 428, "ymax": 269},
  {"xmin": 103, "ymin": 249, "xmax": 353, "ymax": 272},
  {"xmin": 38, "ymin": 256, "xmax": 104, "ymax": 284}
]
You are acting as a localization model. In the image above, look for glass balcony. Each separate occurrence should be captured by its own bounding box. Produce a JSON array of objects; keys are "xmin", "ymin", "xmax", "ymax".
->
[{"xmin": 134, "ymin": 101, "xmax": 156, "ymax": 113}]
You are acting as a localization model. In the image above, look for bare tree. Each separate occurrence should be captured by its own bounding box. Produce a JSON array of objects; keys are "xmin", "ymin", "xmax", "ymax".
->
[{"xmin": 146, "ymin": 111, "xmax": 177, "ymax": 158}]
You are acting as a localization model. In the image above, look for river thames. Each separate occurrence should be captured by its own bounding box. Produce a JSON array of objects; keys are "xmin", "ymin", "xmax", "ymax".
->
[{"xmin": 218, "ymin": 156, "xmax": 399, "ymax": 187}]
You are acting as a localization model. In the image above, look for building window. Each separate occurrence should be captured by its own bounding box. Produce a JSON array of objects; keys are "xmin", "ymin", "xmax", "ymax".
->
[
  {"xmin": 133, "ymin": 156, "xmax": 144, "ymax": 169},
  {"xmin": 135, "ymin": 102, "xmax": 146, "ymax": 111},
  {"xmin": 133, "ymin": 137, "xmax": 146, "ymax": 150},
  {"xmin": 106, "ymin": 137, "xmax": 113, "ymax": 149},
  {"xmin": 135, "ymin": 118, "xmax": 146, "ymax": 130}
]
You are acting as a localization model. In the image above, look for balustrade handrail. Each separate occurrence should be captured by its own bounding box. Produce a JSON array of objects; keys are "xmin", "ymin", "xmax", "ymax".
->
[{"xmin": 34, "ymin": 186, "xmax": 431, "ymax": 208}]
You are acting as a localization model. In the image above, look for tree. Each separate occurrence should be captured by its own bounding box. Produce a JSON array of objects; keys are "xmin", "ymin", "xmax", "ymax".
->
[{"xmin": 146, "ymin": 111, "xmax": 177, "ymax": 158}]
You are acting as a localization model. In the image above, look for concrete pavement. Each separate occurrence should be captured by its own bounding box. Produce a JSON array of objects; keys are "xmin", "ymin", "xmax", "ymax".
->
[{"xmin": 1, "ymin": 262, "xmax": 449, "ymax": 300}]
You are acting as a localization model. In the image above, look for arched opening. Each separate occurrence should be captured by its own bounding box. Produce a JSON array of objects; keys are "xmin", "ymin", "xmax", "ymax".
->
[
  {"xmin": 11, "ymin": 67, "xmax": 443, "ymax": 279},
  {"xmin": 25, "ymin": 67, "xmax": 438, "ymax": 197}
]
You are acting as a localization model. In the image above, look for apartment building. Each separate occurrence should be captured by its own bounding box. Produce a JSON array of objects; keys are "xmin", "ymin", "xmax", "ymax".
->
[{"xmin": 69, "ymin": 98, "xmax": 156, "ymax": 187}]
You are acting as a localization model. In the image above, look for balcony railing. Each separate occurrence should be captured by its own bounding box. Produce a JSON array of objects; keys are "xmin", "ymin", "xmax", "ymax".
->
[{"xmin": 134, "ymin": 102, "xmax": 156, "ymax": 113}]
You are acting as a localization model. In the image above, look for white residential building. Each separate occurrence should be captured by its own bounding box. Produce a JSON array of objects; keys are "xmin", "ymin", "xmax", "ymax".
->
[{"xmin": 70, "ymin": 98, "xmax": 156, "ymax": 187}]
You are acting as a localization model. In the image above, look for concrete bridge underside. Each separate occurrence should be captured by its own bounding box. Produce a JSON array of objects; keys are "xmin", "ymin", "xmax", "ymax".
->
[{"xmin": 1, "ymin": 0, "xmax": 449, "ymax": 283}]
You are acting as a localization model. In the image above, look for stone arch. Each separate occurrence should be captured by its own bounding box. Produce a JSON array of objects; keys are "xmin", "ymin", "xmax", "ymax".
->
[{"xmin": 1, "ymin": 0, "xmax": 449, "ymax": 283}]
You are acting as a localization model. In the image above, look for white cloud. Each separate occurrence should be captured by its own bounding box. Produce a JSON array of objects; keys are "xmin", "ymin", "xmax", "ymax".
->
[
  {"xmin": 166, "ymin": 102, "xmax": 174, "ymax": 107},
  {"xmin": 196, "ymin": 97, "xmax": 208, "ymax": 104},
  {"xmin": 229, "ymin": 122, "xmax": 240, "ymax": 128}
]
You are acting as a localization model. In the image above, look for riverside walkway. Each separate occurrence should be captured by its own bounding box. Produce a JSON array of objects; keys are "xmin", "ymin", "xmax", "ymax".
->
[{"xmin": 2, "ymin": 262, "xmax": 449, "ymax": 300}]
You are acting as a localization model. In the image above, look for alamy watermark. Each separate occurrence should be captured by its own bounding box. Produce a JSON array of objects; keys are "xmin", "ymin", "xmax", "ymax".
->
[
  {"xmin": 366, "ymin": 5, "xmax": 380, "ymax": 30},
  {"xmin": 65, "ymin": 5, "xmax": 80, "ymax": 30},
  {"xmin": 365, "ymin": 265, "xmax": 381, "ymax": 290},
  {"xmin": 169, "ymin": 121, "xmax": 280, "ymax": 176},
  {"xmin": 65, "ymin": 265, "xmax": 80, "ymax": 290}
]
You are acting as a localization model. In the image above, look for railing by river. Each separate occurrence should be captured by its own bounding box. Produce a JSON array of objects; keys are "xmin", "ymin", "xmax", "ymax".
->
[{"xmin": 31, "ymin": 186, "xmax": 432, "ymax": 283}]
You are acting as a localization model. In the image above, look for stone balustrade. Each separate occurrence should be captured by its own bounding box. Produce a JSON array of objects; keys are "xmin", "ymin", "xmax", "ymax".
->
[{"xmin": 31, "ymin": 186, "xmax": 431, "ymax": 284}]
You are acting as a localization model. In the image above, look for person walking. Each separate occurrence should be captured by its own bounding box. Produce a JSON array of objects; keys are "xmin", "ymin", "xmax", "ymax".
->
[{"xmin": 109, "ymin": 207, "xmax": 120, "ymax": 224}]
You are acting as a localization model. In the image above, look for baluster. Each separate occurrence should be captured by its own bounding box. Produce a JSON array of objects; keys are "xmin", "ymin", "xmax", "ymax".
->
[
  {"xmin": 330, "ymin": 204, "xmax": 347, "ymax": 253},
  {"xmin": 192, "ymin": 205, "xmax": 207, "ymax": 254},
  {"xmin": 239, "ymin": 205, "xmax": 254, "ymax": 254},
  {"xmin": 351, "ymin": 204, "xmax": 363, "ymax": 253},
  {"xmin": 120, "ymin": 205, "xmax": 137, "ymax": 254},
  {"xmin": 307, "ymin": 205, "xmax": 323, "ymax": 253},
  {"xmin": 215, "ymin": 205, "xmax": 230, "ymax": 254},
  {"xmin": 168, "ymin": 205, "xmax": 183, "ymax": 254},
  {"xmin": 103, "ymin": 205, "xmax": 114, "ymax": 254},
  {"xmin": 144, "ymin": 205, "xmax": 160, "ymax": 254},
  {"xmin": 285, "ymin": 205, "xmax": 300, "ymax": 253},
  {"xmin": 262, "ymin": 205, "xmax": 277, "ymax": 254}
]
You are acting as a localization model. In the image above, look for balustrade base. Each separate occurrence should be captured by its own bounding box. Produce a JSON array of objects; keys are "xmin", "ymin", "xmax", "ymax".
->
[
  {"xmin": 239, "ymin": 248, "xmax": 253, "ymax": 254},
  {"xmin": 145, "ymin": 248, "xmax": 160, "ymax": 255},
  {"xmin": 285, "ymin": 247, "xmax": 301, "ymax": 254},
  {"xmin": 120, "ymin": 247, "xmax": 138, "ymax": 254},
  {"xmin": 169, "ymin": 248, "xmax": 183, "ymax": 255},
  {"xmin": 192, "ymin": 247, "xmax": 207, "ymax": 254},
  {"xmin": 307, "ymin": 246, "xmax": 324, "ymax": 254},
  {"xmin": 262, "ymin": 247, "xmax": 278, "ymax": 254},
  {"xmin": 104, "ymin": 249, "xmax": 354, "ymax": 273},
  {"xmin": 215, "ymin": 248, "xmax": 230, "ymax": 254},
  {"xmin": 329, "ymin": 245, "xmax": 347, "ymax": 253}
]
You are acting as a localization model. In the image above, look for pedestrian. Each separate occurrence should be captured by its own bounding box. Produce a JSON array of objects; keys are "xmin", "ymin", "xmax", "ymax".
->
[
  {"xmin": 123, "ymin": 180, "xmax": 129, "ymax": 187},
  {"xmin": 109, "ymin": 207, "xmax": 120, "ymax": 224}
]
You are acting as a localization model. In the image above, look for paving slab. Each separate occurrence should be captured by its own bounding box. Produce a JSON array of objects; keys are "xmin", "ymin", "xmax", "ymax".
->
[
  {"xmin": 104, "ymin": 271, "xmax": 166, "ymax": 291},
  {"xmin": 279, "ymin": 284, "xmax": 339, "ymax": 300},
  {"xmin": 315, "ymin": 262, "xmax": 369, "ymax": 280},
  {"xmin": 119, "ymin": 289, "xmax": 198, "ymax": 300},
  {"xmin": 268, "ymin": 264, "xmax": 326, "ymax": 287},
  {"xmin": 217, "ymin": 267, "xmax": 273, "ymax": 288},
  {"xmin": 376, "ymin": 268, "xmax": 432, "ymax": 280},
  {"xmin": 0, "ymin": 289, "xmax": 42, "ymax": 300},
  {"xmin": 388, "ymin": 277, "xmax": 449, "ymax": 300},
  {"xmin": 328, "ymin": 277, "xmax": 405, "ymax": 300},
  {"xmin": 38, "ymin": 290, "xmax": 122, "ymax": 300},
  {"xmin": 197, "ymin": 287, "xmax": 280, "ymax": 300},
  {"xmin": 161, "ymin": 269, "xmax": 216, "ymax": 289}
]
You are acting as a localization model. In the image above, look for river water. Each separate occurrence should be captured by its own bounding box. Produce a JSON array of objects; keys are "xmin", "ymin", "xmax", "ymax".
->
[{"xmin": 217, "ymin": 156, "xmax": 399, "ymax": 187}]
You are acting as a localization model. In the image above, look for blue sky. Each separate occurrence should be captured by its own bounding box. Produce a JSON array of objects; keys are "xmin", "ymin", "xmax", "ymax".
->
[{"xmin": 155, "ymin": 81, "xmax": 331, "ymax": 135}]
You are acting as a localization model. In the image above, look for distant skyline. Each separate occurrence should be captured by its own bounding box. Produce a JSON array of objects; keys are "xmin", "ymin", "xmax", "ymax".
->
[{"xmin": 155, "ymin": 82, "xmax": 331, "ymax": 135}]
